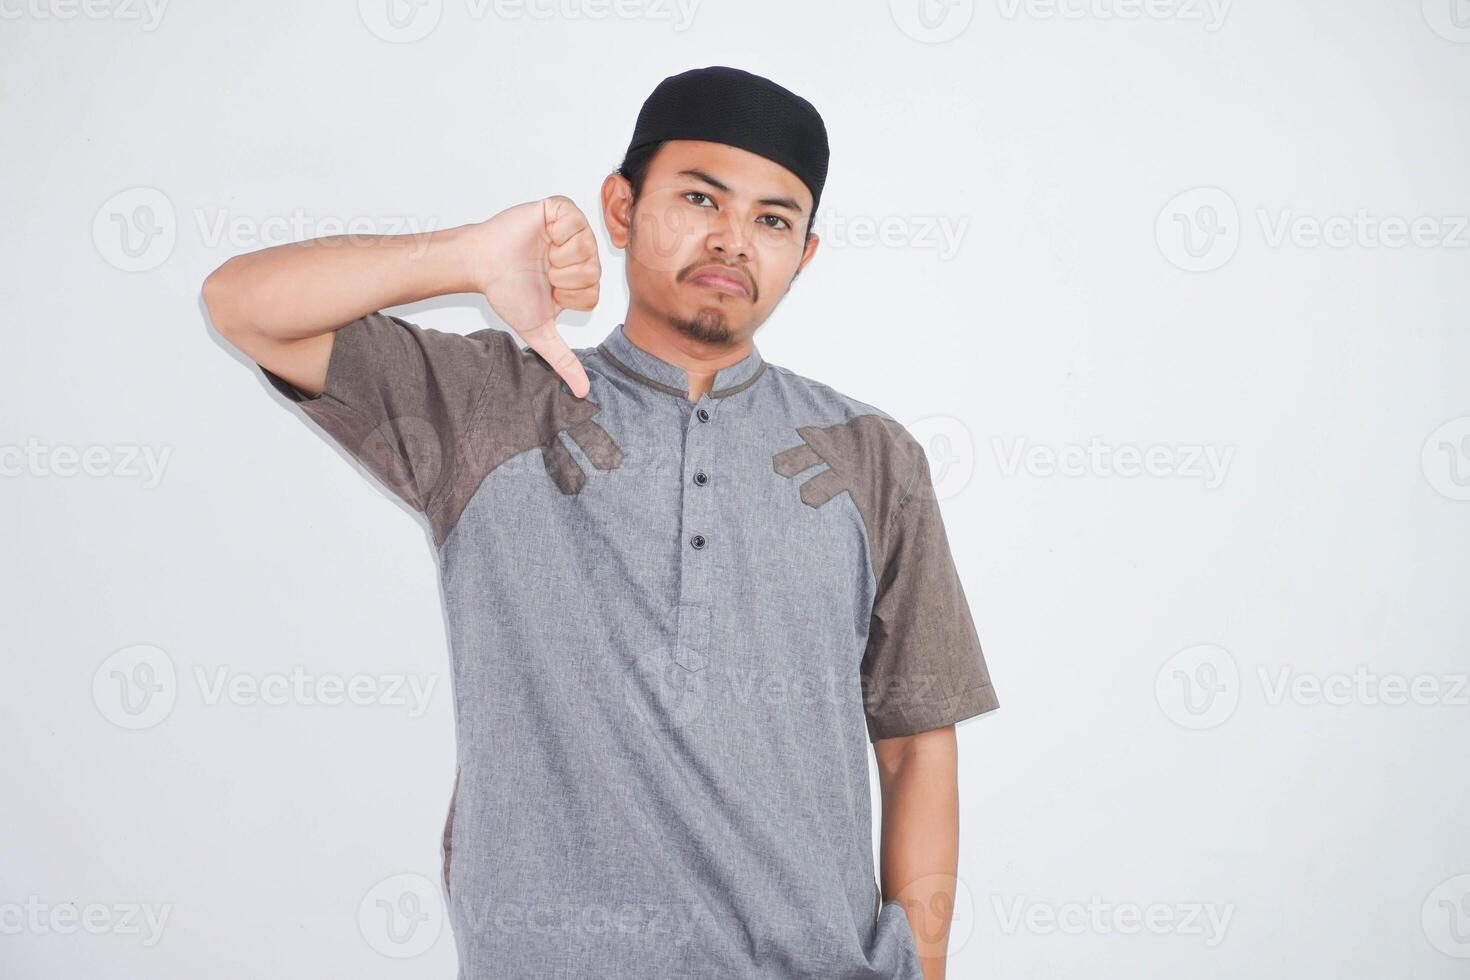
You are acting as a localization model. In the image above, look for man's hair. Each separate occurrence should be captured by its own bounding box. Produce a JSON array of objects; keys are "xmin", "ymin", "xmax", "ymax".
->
[{"xmin": 617, "ymin": 141, "xmax": 818, "ymax": 241}]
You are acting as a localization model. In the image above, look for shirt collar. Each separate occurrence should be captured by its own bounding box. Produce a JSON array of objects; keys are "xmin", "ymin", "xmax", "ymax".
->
[{"xmin": 596, "ymin": 321, "xmax": 766, "ymax": 400}]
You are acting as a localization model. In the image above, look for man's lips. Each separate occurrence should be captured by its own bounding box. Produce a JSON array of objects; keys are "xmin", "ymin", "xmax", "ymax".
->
[{"xmin": 687, "ymin": 268, "xmax": 751, "ymax": 297}]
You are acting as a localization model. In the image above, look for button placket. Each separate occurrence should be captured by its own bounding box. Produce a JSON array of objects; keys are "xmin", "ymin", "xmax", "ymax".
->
[{"xmin": 673, "ymin": 395, "xmax": 718, "ymax": 672}]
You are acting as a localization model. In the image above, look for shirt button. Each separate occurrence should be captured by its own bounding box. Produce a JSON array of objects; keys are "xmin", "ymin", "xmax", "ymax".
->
[
  {"xmin": 690, "ymin": 533, "xmax": 707, "ymax": 550},
  {"xmin": 693, "ymin": 470, "xmax": 709, "ymax": 486},
  {"xmin": 696, "ymin": 407, "xmax": 711, "ymax": 423}
]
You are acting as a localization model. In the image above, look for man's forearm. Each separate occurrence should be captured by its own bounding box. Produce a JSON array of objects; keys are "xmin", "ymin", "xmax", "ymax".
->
[
  {"xmin": 874, "ymin": 726, "xmax": 961, "ymax": 980},
  {"xmin": 202, "ymin": 222, "xmax": 485, "ymax": 342}
]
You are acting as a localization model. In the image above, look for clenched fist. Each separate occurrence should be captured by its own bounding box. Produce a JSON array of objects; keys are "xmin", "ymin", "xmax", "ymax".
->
[{"xmin": 474, "ymin": 195, "xmax": 602, "ymax": 398}]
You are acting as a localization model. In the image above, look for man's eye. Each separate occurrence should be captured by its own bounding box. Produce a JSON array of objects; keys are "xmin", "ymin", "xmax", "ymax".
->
[
  {"xmin": 759, "ymin": 215, "xmax": 791, "ymax": 230},
  {"xmin": 685, "ymin": 192, "xmax": 714, "ymax": 207}
]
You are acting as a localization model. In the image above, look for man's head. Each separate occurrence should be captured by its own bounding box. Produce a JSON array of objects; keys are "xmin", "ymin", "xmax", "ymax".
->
[{"xmin": 601, "ymin": 66, "xmax": 828, "ymax": 347}]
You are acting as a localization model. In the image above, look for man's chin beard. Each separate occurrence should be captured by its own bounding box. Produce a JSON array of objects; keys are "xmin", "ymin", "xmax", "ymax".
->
[{"xmin": 666, "ymin": 307, "xmax": 735, "ymax": 346}]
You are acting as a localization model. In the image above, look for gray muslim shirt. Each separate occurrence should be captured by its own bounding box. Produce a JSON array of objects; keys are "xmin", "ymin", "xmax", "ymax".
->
[{"xmin": 257, "ymin": 314, "xmax": 999, "ymax": 979}]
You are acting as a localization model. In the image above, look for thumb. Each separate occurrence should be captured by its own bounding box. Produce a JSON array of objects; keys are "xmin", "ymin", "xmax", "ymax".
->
[{"xmin": 519, "ymin": 318, "xmax": 591, "ymax": 399}]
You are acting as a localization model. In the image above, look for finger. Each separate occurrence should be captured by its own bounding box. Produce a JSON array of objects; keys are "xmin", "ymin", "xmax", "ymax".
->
[
  {"xmin": 519, "ymin": 319, "xmax": 591, "ymax": 399},
  {"xmin": 547, "ymin": 222, "xmax": 598, "ymax": 267},
  {"xmin": 552, "ymin": 283, "xmax": 599, "ymax": 313},
  {"xmin": 546, "ymin": 256, "xmax": 600, "ymax": 290},
  {"xmin": 542, "ymin": 195, "xmax": 592, "ymax": 250},
  {"xmin": 549, "ymin": 255, "xmax": 599, "ymax": 285}
]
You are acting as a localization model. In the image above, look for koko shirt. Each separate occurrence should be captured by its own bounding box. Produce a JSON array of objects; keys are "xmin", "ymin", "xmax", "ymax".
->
[{"xmin": 257, "ymin": 314, "xmax": 999, "ymax": 979}]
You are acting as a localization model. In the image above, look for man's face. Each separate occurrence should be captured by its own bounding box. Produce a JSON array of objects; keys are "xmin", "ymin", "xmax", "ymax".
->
[{"xmin": 602, "ymin": 139, "xmax": 820, "ymax": 346}]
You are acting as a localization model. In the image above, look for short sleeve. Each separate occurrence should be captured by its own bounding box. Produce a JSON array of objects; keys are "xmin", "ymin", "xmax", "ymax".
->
[
  {"xmin": 258, "ymin": 311, "xmax": 514, "ymax": 517},
  {"xmin": 860, "ymin": 444, "xmax": 999, "ymax": 741}
]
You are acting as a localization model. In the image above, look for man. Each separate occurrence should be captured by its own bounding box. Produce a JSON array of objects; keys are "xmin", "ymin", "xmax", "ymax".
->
[{"xmin": 203, "ymin": 65, "xmax": 998, "ymax": 980}]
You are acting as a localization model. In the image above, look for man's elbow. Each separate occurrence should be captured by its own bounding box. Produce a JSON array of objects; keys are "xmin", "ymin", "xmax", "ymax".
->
[{"xmin": 201, "ymin": 259, "xmax": 247, "ymax": 340}]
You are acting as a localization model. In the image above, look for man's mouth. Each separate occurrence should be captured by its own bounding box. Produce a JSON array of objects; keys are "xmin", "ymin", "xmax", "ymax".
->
[{"xmin": 687, "ymin": 268, "xmax": 751, "ymax": 297}]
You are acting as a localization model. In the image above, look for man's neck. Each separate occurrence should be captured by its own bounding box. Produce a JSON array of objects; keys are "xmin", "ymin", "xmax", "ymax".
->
[{"xmin": 621, "ymin": 311, "xmax": 753, "ymax": 402}]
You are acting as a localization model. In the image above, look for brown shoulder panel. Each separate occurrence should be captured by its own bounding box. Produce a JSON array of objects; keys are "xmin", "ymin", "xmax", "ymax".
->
[
  {"xmin": 771, "ymin": 413, "xmax": 921, "ymax": 564},
  {"xmin": 431, "ymin": 340, "xmax": 621, "ymax": 544}
]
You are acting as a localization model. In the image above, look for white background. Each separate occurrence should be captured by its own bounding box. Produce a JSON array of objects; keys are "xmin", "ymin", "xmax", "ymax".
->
[{"xmin": 3, "ymin": 0, "xmax": 1469, "ymax": 977}]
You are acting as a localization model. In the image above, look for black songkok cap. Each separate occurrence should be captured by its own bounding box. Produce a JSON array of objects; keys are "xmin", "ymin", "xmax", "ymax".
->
[{"xmin": 624, "ymin": 65, "xmax": 830, "ymax": 216}]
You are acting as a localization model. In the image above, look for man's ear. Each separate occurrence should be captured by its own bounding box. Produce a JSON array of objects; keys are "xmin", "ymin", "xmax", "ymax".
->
[
  {"xmin": 601, "ymin": 172, "xmax": 634, "ymax": 250},
  {"xmin": 791, "ymin": 232, "xmax": 820, "ymax": 284}
]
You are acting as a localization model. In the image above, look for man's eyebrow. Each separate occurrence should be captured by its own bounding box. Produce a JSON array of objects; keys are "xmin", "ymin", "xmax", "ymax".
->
[{"xmin": 675, "ymin": 169, "xmax": 805, "ymax": 214}]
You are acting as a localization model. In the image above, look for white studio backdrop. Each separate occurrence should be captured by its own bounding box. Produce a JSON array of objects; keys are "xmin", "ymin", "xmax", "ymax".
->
[{"xmin": 3, "ymin": 1, "xmax": 1468, "ymax": 977}]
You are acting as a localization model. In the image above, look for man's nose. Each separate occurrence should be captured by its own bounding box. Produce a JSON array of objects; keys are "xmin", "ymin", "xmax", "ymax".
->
[{"xmin": 707, "ymin": 208, "xmax": 750, "ymax": 259}]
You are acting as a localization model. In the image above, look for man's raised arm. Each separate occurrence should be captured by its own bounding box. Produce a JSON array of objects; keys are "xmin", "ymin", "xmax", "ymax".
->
[{"xmin": 200, "ymin": 196, "xmax": 601, "ymax": 398}]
